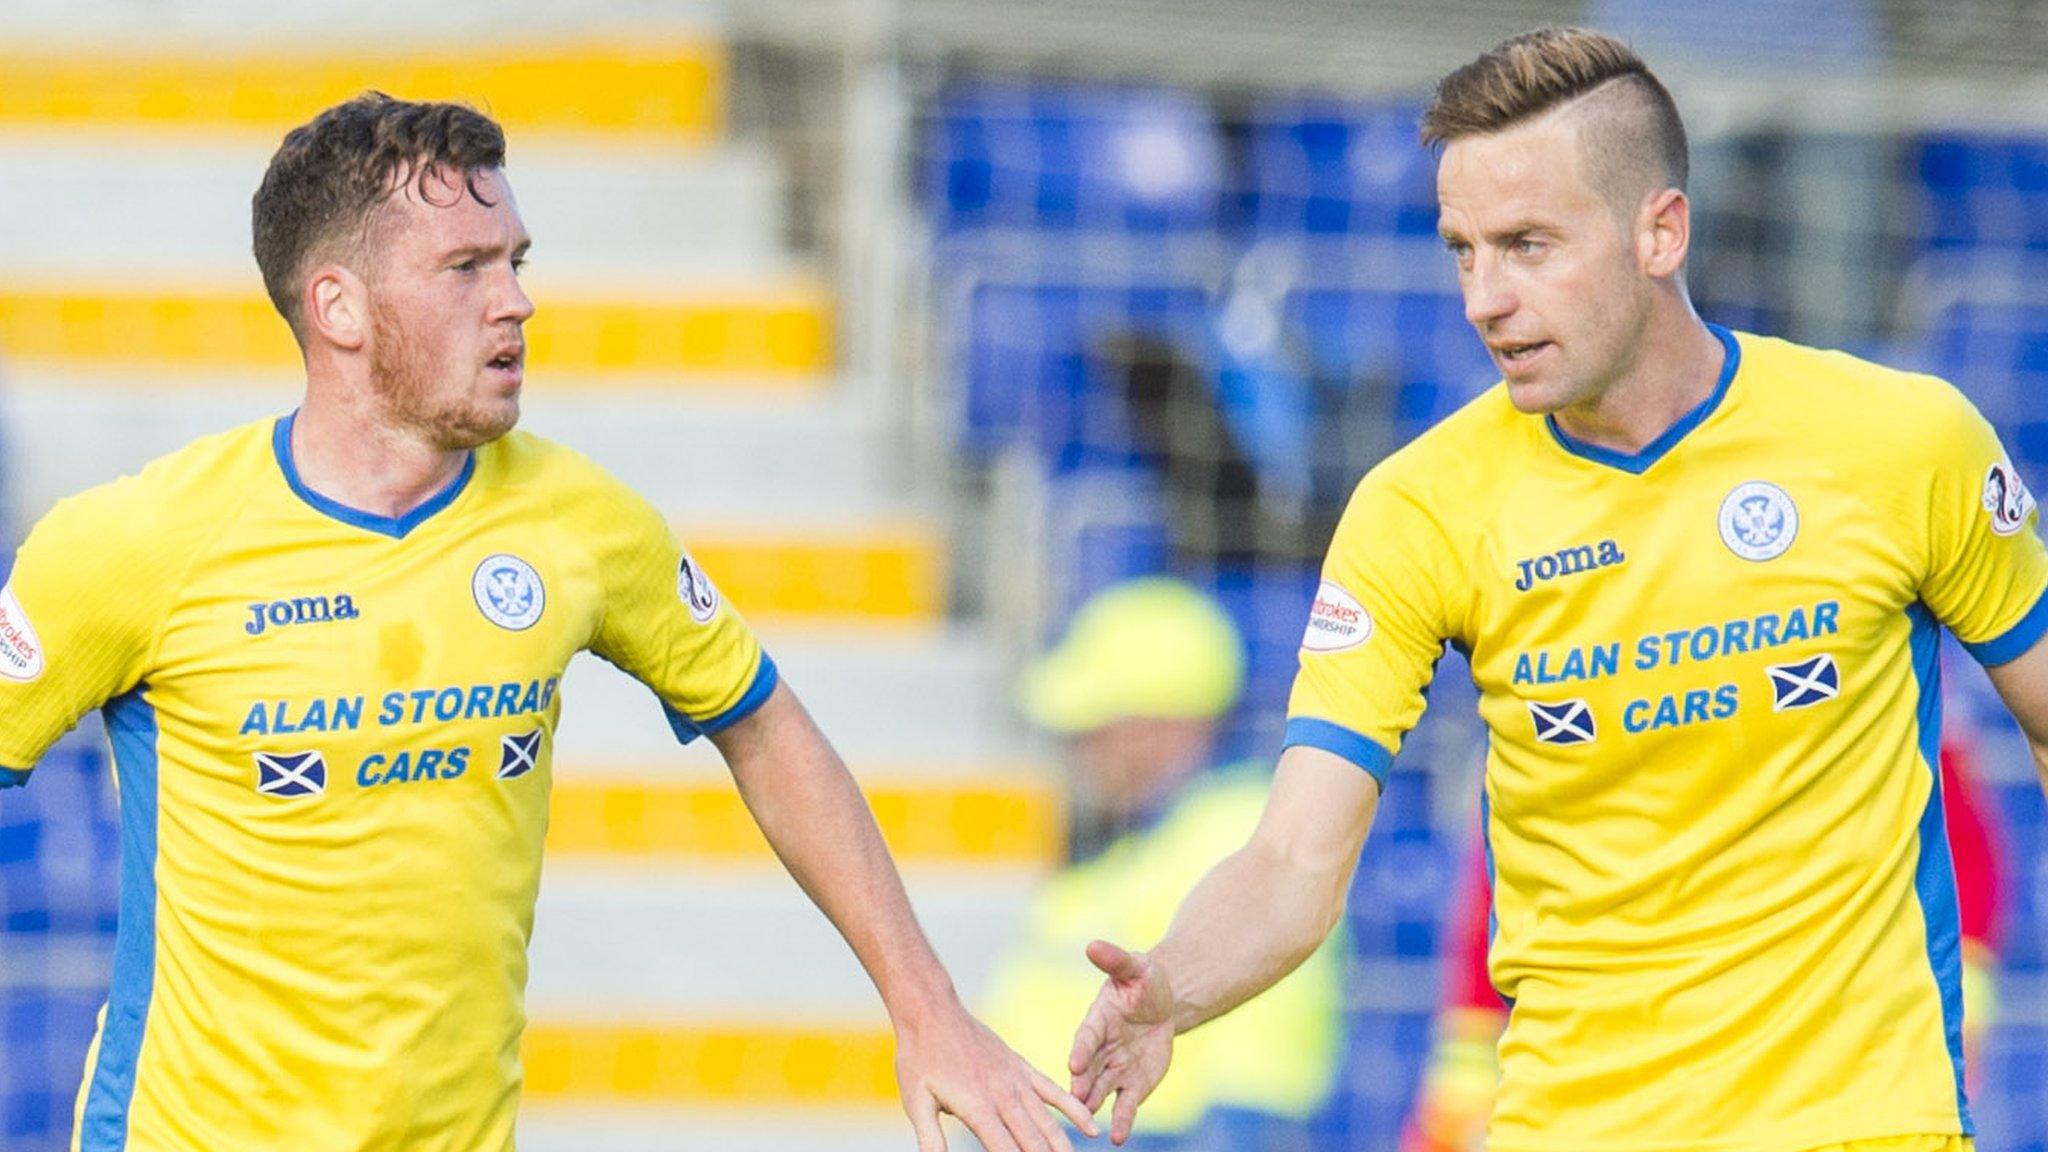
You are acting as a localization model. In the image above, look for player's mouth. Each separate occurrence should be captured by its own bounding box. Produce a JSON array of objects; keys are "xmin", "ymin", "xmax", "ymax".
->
[
  {"xmin": 1492, "ymin": 340, "xmax": 1552, "ymax": 371},
  {"xmin": 485, "ymin": 344, "xmax": 525, "ymax": 388}
]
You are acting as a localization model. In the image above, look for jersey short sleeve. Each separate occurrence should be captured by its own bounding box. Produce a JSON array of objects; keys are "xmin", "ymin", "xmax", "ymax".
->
[
  {"xmin": 1915, "ymin": 387, "xmax": 2048, "ymax": 666},
  {"xmin": 0, "ymin": 484, "xmax": 170, "ymax": 778},
  {"xmin": 581, "ymin": 480, "xmax": 774, "ymax": 743},
  {"xmin": 1284, "ymin": 465, "xmax": 1464, "ymax": 785}
]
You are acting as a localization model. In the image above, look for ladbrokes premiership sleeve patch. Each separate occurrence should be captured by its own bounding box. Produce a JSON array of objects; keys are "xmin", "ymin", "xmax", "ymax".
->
[
  {"xmin": 0, "ymin": 583, "xmax": 44, "ymax": 682},
  {"xmin": 1302, "ymin": 580, "xmax": 1372, "ymax": 653}
]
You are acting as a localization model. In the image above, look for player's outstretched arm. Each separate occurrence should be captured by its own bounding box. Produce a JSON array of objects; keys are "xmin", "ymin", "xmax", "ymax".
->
[
  {"xmin": 707, "ymin": 681, "xmax": 1098, "ymax": 1152},
  {"xmin": 1985, "ymin": 632, "xmax": 2048, "ymax": 788},
  {"xmin": 1068, "ymin": 743, "xmax": 1380, "ymax": 1144}
]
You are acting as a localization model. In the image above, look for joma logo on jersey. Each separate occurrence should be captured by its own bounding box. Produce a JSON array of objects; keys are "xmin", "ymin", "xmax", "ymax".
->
[
  {"xmin": 1514, "ymin": 540, "xmax": 1625, "ymax": 592},
  {"xmin": 246, "ymin": 594, "xmax": 361, "ymax": 636}
]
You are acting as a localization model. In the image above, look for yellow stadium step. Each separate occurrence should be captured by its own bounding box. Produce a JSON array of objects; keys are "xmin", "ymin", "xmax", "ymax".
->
[
  {"xmin": 546, "ymin": 775, "xmax": 1061, "ymax": 866},
  {"xmin": 0, "ymin": 42, "xmax": 724, "ymax": 141},
  {"xmin": 0, "ymin": 285, "xmax": 833, "ymax": 379},
  {"xmin": 686, "ymin": 529, "xmax": 946, "ymax": 623},
  {"xmin": 523, "ymin": 1022, "xmax": 896, "ymax": 1106}
]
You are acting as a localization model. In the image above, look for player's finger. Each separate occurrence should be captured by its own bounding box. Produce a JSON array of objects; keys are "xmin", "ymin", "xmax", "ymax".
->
[
  {"xmin": 1068, "ymin": 1012, "xmax": 1102, "ymax": 1079},
  {"xmin": 996, "ymin": 1095, "xmax": 1053, "ymax": 1152},
  {"xmin": 907, "ymin": 1092, "xmax": 948, "ymax": 1152},
  {"xmin": 1081, "ymin": 1059, "xmax": 1120, "ymax": 1115},
  {"xmin": 959, "ymin": 1104, "xmax": 1023, "ymax": 1152},
  {"xmin": 1085, "ymin": 939, "xmax": 1141, "ymax": 982},
  {"xmin": 1109, "ymin": 1076, "xmax": 1159, "ymax": 1145},
  {"xmin": 1030, "ymin": 1064, "xmax": 1100, "ymax": 1137}
]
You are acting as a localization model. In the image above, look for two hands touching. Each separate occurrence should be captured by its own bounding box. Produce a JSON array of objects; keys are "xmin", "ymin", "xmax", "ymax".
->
[
  {"xmin": 893, "ymin": 939, "xmax": 1175, "ymax": 1151},
  {"xmin": 894, "ymin": 992, "xmax": 1101, "ymax": 1152}
]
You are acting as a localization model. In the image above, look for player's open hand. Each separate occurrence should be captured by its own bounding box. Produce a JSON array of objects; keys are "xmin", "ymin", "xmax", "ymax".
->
[
  {"xmin": 1066, "ymin": 939, "xmax": 1176, "ymax": 1145},
  {"xmin": 895, "ymin": 1001, "xmax": 1100, "ymax": 1152}
]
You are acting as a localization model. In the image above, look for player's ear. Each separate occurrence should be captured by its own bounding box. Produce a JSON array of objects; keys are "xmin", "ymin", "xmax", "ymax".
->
[
  {"xmin": 1638, "ymin": 187, "xmax": 1689, "ymax": 280},
  {"xmin": 304, "ymin": 264, "xmax": 369, "ymax": 352}
]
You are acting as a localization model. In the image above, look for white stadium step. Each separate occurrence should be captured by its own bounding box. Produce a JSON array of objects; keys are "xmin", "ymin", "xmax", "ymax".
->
[
  {"xmin": 515, "ymin": 1104, "xmax": 917, "ymax": 1152},
  {"xmin": 528, "ymin": 864, "xmax": 1036, "ymax": 1020},
  {"xmin": 0, "ymin": 131, "xmax": 793, "ymax": 277},
  {"xmin": 555, "ymin": 630, "xmax": 1037, "ymax": 770}
]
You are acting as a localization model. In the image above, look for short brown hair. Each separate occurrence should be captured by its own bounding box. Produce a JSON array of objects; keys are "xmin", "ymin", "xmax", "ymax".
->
[
  {"xmin": 252, "ymin": 92, "xmax": 507, "ymax": 334},
  {"xmin": 1422, "ymin": 27, "xmax": 1688, "ymax": 194}
]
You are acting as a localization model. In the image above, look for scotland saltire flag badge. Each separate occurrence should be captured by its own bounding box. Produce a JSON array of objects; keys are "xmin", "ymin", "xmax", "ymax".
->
[
  {"xmin": 499, "ymin": 730, "xmax": 542, "ymax": 780},
  {"xmin": 255, "ymin": 751, "xmax": 326, "ymax": 797},
  {"xmin": 1529, "ymin": 699, "xmax": 1596, "ymax": 745},
  {"xmin": 1768, "ymin": 654, "xmax": 1840, "ymax": 711}
]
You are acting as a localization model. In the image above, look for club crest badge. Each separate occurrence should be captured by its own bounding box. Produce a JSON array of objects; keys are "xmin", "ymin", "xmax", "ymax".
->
[
  {"xmin": 255, "ymin": 751, "xmax": 327, "ymax": 798},
  {"xmin": 473, "ymin": 554, "xmax": 545, "ymax": 631},
  {"xmin": 1983, "ymin": 457, "xmax": 2036, "ymax": 537},
  {"xmin": 677, "ymin": 550, "xmax": 720, "ymax": 625},
  {"xmin": 1529, "ymin": 699, "xmax": 1596, "ymax": 745},
  {"xmin": 1718, "ymin": 481, "xmax": 1799, "ymax": 562}
]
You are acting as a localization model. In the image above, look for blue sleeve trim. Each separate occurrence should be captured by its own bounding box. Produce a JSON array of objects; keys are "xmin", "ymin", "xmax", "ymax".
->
[
  {"xmin": 0, "ymin": 766, "xmax": 29, "ymax": 788},
  {"xmin": 1281, "ymin": 717, "xmax": 1393, "ymax": 787},
  {"xmin": 662, "ymin": 653, "xmax": 781, "ymax": 745},
  {"xmin": 1962, "ymin": 584, "xmax": 2048, "ymax": 667}
]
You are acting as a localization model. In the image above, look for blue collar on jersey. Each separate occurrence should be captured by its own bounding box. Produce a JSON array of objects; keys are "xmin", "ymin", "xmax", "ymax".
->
[
  {"xmin": 1544, "ymin": 323, "xmax": 1742, "ymax": 475},
  {"xmin": 271, "ymin": 412, "xmax": 477, "ymax": 539}
]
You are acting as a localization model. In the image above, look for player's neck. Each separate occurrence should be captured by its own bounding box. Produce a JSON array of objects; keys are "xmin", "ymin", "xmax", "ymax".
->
[
  {"xmin": 1550, "ymin": 313, "xmax": 1726, "ymax": 455},
  {"xmin": 290, "ymin": 392, "xmax": 470, "ymax": 520}
]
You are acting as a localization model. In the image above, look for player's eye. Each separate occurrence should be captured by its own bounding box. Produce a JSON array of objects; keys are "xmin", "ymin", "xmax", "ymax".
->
[
  {"xmin": 451, "ymin": 258, "xmax": 479, "ymax": 273},
  {"xmin": 510, "ymin": 257, "xmax": 528, "ymax": 274},
  {"xmin": 1511, "ymin": 237, "xmax": 1544, "ymax": 257}
]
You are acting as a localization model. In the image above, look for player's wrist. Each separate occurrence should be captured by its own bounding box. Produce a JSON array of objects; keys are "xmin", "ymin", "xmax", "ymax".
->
[{"xmin": 881, "ymin": 974, "xmax": 969, "ymax": 1037}]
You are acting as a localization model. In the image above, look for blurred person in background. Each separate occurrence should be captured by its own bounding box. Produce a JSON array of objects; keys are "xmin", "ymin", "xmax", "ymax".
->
[
  {"xmin": 0, "ymin": 93, "xmax": 1093, "ymax": 1152},
  {"xmin": 1401, "ymin": 740, "xmax": 2008, "ymax": 1152},
  {"xmin": 984, "ymin": 578, "xmax": 1343, "ymax": 1151},
  {"xmin": 1067, "ymin": 27, "xmax": 2048, "ymax": 1152}
]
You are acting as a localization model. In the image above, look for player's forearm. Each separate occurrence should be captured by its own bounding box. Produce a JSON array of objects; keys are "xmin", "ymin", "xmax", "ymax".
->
[
  {"xmin": 710, "ymin": 684, "xmax": 961, "ymax": 1025},
  {"xmin": 1147, "ymin": 833, "xmax": 1354, "ymax": 1035},
  {"xmin": 1146, "ymin": 745, "xmax": 1379, "ymax": 1034}
]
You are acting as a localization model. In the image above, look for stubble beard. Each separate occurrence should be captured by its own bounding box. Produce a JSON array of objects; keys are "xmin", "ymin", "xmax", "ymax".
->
[{"xmin": 367, "ymin": 298, "xmax": 520, "ymax": 451}]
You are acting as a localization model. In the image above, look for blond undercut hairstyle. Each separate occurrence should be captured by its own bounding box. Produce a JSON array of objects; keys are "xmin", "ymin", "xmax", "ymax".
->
[{"xmin": 1422, "ymin": 27, "xmax": 1689, "ymax": 205}]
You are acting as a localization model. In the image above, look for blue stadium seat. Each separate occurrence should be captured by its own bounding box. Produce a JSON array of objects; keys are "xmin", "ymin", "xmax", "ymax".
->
[
  {"xmin": 1242, "ymin": 98, "xmax": 1439, "ymax": 239},
  {"xmin": 1913, "ymin": 134, "xmax": 2048, "ymax": 254},
  {"xmin": 954, "ymin": 272, "xmax": 1216, "ymax": 464},
  {"xmin": 923, "ymin": 82, "xmax": 1226, "ymax": 234},
  {"xmin": 1, "ymin": 727, "xmax": 119, "ymax": 1152},
  {"xmin": 1285, "ymin": 283, "xmax": 1497, "ymax": 440}
]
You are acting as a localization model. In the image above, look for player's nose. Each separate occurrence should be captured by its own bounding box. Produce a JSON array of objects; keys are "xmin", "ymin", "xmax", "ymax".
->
[
  {"xmin": 495, "ymin": 267, "xmax": 536, "ymax": 325},
  {"xmin": 1462, "ymin": 260, "xmax": 1515, "ymax": 328}
]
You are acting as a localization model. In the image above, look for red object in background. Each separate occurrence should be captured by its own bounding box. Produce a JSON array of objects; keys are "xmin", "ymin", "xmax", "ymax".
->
[{"xmin": 1944, "ymin": 740, "xmax": 2003, "ymax": 950}]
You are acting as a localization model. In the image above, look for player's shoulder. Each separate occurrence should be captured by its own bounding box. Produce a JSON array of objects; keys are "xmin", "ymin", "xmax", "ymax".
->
[
  {"xmin": 1734, "ymin": 331, "xmax": 1984, "ymax": 443},
  {"xmin": 1351, "ymin": 383, "xmax": 1526, "ymax": 513},
  {"xmin": 478, "ymin": 429, "xmax": 626, "ymax": 496},
  {"xmin": 473, "ymin": 428, "xmax": 664, "ymax": 525},
  {"xmin": 32, "ymin": 418, "xmax": 274, "ymax": 546}
]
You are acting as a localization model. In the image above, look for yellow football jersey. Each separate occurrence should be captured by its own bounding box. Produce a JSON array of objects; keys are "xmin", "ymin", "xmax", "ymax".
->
[
  {"xmin": 0, "ymin": 414, "xmax": 772, "ymax": 1152},
  {"xmin": 1286, "ymin": 326, "xmax": 2048, "ymax": 1151}
]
